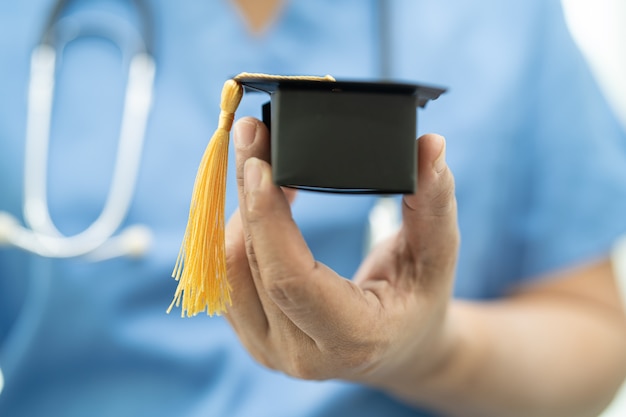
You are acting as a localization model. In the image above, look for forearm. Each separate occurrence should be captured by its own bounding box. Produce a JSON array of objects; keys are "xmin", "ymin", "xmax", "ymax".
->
[
  {"xmin": 428, "ymin": 299, "xmax": 626, "ymax": 417},
  {"xmin": 374, "ymin": 261, "xmax": 626, "ymax": 417}
]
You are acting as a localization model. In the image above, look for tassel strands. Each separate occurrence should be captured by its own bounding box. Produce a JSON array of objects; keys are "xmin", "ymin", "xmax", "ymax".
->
[{"xmin": 168, "ymin": 79, "xmax": 243, "ymax": 317}]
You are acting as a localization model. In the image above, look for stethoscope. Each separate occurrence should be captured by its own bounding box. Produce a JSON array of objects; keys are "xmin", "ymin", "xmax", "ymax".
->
[{"xmin": 0, "ymin": 0, "xmax": 156, "ymax": 261}]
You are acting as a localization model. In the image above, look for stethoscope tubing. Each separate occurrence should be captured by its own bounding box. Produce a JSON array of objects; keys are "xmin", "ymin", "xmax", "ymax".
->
[{"xmin": 0, "ymin": 1, "xmax": 156, "ymax": 259}]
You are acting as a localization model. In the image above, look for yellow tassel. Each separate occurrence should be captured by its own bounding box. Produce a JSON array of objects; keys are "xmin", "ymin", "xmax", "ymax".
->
[
  {"xmin": 168, "ymin": 79, "xmax": 243, "ymax": 317},
  {"xmin": 168, "ymin": 73, "xmax": 334, "ymax": 317}
]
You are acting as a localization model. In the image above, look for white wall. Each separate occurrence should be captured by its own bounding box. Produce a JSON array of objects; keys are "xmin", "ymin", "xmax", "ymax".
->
[{"xmin": 562, "ymin": 0, "xmax": 626, "ymax": 128}]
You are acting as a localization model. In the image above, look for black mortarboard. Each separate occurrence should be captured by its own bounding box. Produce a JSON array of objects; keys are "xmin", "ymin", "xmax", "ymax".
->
[{"xmin": 237, "ymin": 77, "xmax": 446, "ymax": 194}]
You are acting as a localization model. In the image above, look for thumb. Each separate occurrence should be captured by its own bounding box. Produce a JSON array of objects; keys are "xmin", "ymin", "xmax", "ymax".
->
[{"xmin": 402, "ymin": 134, "xmax": 459, "ymax": 277}]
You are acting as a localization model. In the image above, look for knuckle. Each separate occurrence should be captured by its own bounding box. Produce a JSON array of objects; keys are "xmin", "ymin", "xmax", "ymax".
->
[
  {"xmin": 276, "ymin": 333, "xmax": 327, "ymax": 380},
  {"xmin": 318, "ymin": 332, "xmax": 386, "ymax": 378},
  {"xmin": 284, "ymin": 352, "xmax": 323, "ymax": 380},
  {"xmin": 340, "ymin": 342, "xmax": 381, "ymax": 375},
  {"xmin": 429, "ymin": 169, "xmax": 457, "ymax": 216},
  {"xmin": 244, "ymin": 191, "xmax": 269, "ymax": 222},
  {"xmin": 225, "ymin": 238, "xmax": 245, "ymax": 267},
  {"xmin": 265, "ymin": 274, "xmax": 304, "ymax": 305},
  {"xmin": 243, "ymin": 233, "xmax": 260, "ymax": 269},
  {"xmin": 404, "ymin": 168, "xmax": 457, "ymax": 218}
]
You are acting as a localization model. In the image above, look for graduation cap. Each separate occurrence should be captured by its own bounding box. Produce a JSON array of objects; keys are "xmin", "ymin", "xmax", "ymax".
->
[
  {"xmin": 168, "ymin": 73, "xmax": 445, "ymax": 317},
  {"xmin": 240, "ymin": 76, "xmax": 445, "ymax": 193}
]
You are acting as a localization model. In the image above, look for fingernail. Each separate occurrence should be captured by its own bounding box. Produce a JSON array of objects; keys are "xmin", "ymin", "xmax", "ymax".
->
[
  {"xmin": 433, "ymin": 135, "xmax": 447, "ymax": 173},
  {"xmin": 234, "ymin": 120, "xmax": 257, "ymax": 149},
  {"xmin": 244, "ymin": 158, "xmax": 262, "ymax": 191}
]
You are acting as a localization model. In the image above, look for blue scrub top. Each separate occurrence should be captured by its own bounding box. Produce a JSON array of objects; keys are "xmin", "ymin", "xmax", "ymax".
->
[{"xmin": 1, "ymin": 1, "xmax": 626, "ymax": 416}]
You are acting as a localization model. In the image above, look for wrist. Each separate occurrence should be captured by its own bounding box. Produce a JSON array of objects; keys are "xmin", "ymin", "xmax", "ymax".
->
[{"xmin": 359, "ymin": 301, "xmax": 483, "ymax": 409}]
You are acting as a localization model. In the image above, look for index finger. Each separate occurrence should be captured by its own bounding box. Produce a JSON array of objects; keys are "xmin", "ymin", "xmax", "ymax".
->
[{"xmin": 242, "ymin": 158, "xmax": 377, "ymax": 341}]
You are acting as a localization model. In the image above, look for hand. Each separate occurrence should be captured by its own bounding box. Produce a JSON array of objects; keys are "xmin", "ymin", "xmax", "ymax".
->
[{"xmin": 224, "ymin": 117, "xmax": 459, "ymax": 388}]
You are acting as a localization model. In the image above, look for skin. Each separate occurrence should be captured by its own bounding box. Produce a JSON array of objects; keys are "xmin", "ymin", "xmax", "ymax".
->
[
  {"xmin": 231, "ymin": 0, "xmax": 285, "ymax": 34},
  {"xmin": 225, "ymin": 117, "xmax": 626, "ymax": 417}
]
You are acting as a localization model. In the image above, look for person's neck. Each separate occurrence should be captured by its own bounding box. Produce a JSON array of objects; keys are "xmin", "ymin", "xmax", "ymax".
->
[{"xmin": 231, "ymin": 0, "xmax": 285, "ymax": 35}]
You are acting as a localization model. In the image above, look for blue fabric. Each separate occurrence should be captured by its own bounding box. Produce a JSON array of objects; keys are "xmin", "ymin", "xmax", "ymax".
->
[{"xmin": 1, "ymin": 0, "xmax": 626, "ymax": 416}]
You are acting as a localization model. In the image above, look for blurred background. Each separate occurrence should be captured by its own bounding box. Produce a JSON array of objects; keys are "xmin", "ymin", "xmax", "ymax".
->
[
  {"xmin": 562, "ymin": 0, "xmax": 626, "ymax": 129},
  {"xmin": 561, "ymin": 1, "xmax": 626, "ymax": 416}
]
